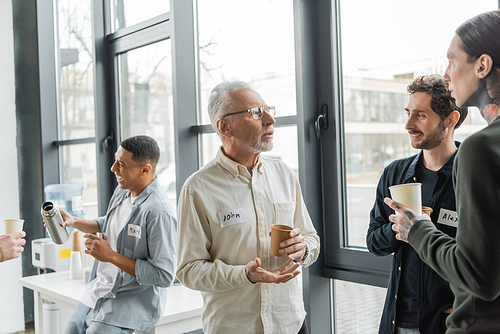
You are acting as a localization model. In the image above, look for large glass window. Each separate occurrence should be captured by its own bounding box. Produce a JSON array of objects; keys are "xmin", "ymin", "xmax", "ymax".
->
[
  {"xmin": 197, "ymin": 0, "xmax": 297, "ymax": 125},
  {"xmin": 196, "ymin": 0, "xmax": 298, "ymax": 172},
  {"xmin": 338, "ymin": 0, "xmax": 495, "ymax": 249},
  {"xmin": 55, "ymin": 0, "xmax": 97, "ymax": 217},
  {"xmin": 118, "ymin": 40, "xmax": 175, "ymax": 202},
  {"xmin": 56, "ymin": 0, "xmax": 95, "ymax": 140}
]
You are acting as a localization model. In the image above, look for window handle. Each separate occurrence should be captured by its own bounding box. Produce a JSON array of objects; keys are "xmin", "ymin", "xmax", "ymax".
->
[
  {"xmin": 315, "ymin": 104, "xmax": 329, "ymax": 139},
  {"xmin": 101, "ymin": 131, "xmax": 114, "ymax": 152}
]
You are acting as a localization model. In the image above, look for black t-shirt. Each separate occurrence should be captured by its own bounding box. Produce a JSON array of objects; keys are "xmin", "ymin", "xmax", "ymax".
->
[{"xmin": 396, "ymin": 159, "xmax": 439, "ymax": 328}]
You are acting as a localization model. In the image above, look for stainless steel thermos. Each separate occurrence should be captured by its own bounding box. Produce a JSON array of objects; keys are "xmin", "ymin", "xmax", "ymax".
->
[{"xmin": 41, "ymin": 201, "xmax": 69, "ymax": 244}]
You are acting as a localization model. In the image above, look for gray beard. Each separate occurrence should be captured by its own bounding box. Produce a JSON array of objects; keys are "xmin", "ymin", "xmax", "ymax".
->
[{"xmin": 251, "ymin": 140, "xmax": 274, "ymax": 153}]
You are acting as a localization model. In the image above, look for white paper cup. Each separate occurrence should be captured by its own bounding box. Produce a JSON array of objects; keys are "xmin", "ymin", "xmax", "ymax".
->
[
  {"xmin": 69, "ymin": 251, "xmax": 83, "ymax": 280},
  {"xmin": 389, "ymin": 183, "xmax": 422, "ymax": 213},
  {"xmin": 4, "ymin": 219, "xmax": 24, "ymax": 234}
]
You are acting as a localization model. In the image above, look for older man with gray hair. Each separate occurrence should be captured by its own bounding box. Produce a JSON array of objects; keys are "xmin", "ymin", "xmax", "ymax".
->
[{"xmin": 176, "ymin": 81, "xmax": 320, "ymax": 334}]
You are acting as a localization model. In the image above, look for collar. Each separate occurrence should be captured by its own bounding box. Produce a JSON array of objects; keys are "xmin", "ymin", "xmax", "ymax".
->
[
  {"xmin": 127, "ymin": 177, "xmax": 160, "ymax": 206},
  {"xmin": 405, "ymin": 141, "xmax": 460, "ymax": 180},
  {"xmin": 438, "ymin": 141, "xmax": 461, "ymax": 177},
  {"xmin": 216, "ymin": 146, "xmax": 264, "ymax": 178}
]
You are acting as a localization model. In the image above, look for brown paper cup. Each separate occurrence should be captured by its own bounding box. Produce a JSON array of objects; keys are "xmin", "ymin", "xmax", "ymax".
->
[
  {"xmin": 270, "ymin": 224, "xmax": 293, "ymax": 257},
  {"xmin": 422, "ymin": 206, "xmax": 432, "ymax": 216},
  {"xmin": 4, "ymin": 219, "xmax": 24, "ymax": 234},
  {"xmin": 71, "ymin": 231, "xmax": 82, "ymax": 251},
  {"xmin": 71, "ymin": 230, "xmax": 83, "ymax": 264}
]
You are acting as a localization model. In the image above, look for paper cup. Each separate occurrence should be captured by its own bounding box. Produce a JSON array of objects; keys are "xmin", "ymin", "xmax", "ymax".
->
[
  {"xmin": 389, "ymin": 183, "xmax": 422, "ymax": 213},
  {"xmin": 4, "ymin": 219, "xmax": 24, "ymax": 234},
  {"xmin": 71, "ymin": 230, "xmax": 83, "ymax": 265},
  {"xmin": 270, "ymin": 224, "xmax": 293, "ymax": 257},
  {"xmin": 69, "ymin": 251, "xmax": 83, "ymax": 280},
  {"xmin": 422, "ymin": 206, "xmax": 432, "ymax": 216}
]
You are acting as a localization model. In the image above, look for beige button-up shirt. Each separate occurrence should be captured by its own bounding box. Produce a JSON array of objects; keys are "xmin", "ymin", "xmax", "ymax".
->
[{"xmin": 176, "ymin": 147, "xmax": 320, "ymax": 334}]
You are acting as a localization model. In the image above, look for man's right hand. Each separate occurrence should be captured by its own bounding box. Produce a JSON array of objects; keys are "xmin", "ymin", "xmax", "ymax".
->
[
  {"xmin": 59, "ymin": 208, "xmax": 77, "ymax": 228},
  {"xmin": 52, "ymin": 210, "xmax": 99, "ymax": 234},
  {"xmin": 0, "ymin": 232, "xmax": 26, "ymax": 261},
  {"xmin": 245, "ymin": 257, "xmax": 301, "ymax": 284}
]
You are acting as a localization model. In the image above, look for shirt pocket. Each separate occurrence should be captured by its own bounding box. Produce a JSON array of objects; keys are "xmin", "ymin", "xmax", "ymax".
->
[{"xmin": 273, "ymin": 202, "xmax": 295, "ymax": 227}]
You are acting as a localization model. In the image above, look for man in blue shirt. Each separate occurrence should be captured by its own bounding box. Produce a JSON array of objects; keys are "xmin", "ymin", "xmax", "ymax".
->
[
  {"xmin": 367, "ymin": 75, "xmax": 467, "ymax": 334},
  {"xmin": 61, "ymin": 135, "xmax": 177, "ymax": 334}
]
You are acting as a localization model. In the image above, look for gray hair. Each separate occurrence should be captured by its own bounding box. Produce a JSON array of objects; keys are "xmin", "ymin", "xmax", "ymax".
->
[{"xmin": 208, "ymin": 81, "xmax": 251, "ymax": 134}]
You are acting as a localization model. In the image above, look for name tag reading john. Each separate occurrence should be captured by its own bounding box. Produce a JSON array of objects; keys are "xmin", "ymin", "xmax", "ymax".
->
[
  {"xmin": 437, "ymin": 208, "xmax": 458, "ymax": 228},
  {"xmin": 219, "ymin": 208, "xmax": 247, "ymax": 227},
  {"xmin": 127, "ymin": 224, "xmax": 142, "ymax": 238}
]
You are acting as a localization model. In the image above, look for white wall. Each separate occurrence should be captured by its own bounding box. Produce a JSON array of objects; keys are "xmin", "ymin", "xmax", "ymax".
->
[{"xmin": 0, "ymin": 0, "xmax": 25, "ymax": 333}]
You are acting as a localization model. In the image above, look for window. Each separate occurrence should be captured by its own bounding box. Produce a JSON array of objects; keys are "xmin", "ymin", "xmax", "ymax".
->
[
  {"xmin": 334, "ymin": 280, "xmax": 385, "ymax": 333},
  {"xmin": 323, "ymin": 0, "xmax": 497, "ymax": 281},
  {"xmin": 118, "ymin": 40, "xmax": 176, "ymax": 202},
  {"xmin": 110, "ymin": 0, "xmax": 170, "ymax": 31},
  {"xmin": 55, "ymin": 0, "xmax": 98, "ymax": 218},
  {"xmin": 196, "ymin": 0, "xmax": 299, "ymax": 169},
  {"xmin": 57, "ymin": 0, "xmax": 95, "ymax": 140},
  {"xmin": 338, "ymin": 0, "xmax": 492, "ymax": 250}
]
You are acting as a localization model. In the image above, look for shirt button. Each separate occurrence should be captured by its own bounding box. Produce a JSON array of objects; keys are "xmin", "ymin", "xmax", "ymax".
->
[
  {"xmin": 398, "ymin": 267, "xmax": 401, "ymax": 271},
  {"xmin": 261, "ymin": 232, "xmax": 265, "ymax": 237},
  {"xmin": 263, "ymin": 284, "xmax": 268, "ymax": 290},
  {"xmin": 262, "ymin": 258, "xmax": 267, "ymax": 262},
  {"xmin": 258, "ymin": 207, "xmax": 262, "ymax": 212},
  {"xmin": 392, "ymin": 320, "xmax": 395, "ymax": 325},
  {"xmin": 395, "ymin": 295, "xmax": 397, "ymax": 299},
  {"xmin": 262, "ymin": 311, "xmax": 266, "ymax": 315}
]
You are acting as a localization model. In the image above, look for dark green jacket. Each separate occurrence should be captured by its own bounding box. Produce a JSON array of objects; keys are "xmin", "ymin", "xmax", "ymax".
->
[{"xmin": 409, "ymin": 117, "xmax": 500, "ymax": 333}]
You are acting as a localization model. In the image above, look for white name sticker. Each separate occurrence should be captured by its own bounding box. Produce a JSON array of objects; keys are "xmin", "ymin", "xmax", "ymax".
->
[
  {"xmin": 437, "ymin": 208, "xmax": 458, "ymax": 228},
  {"xmin": 127, "ymin": 224, "xmax": 142, "ymax": 238},
  {"xmin": 218, "ymin": 208, "xmax": 247, "ymax": 227}
]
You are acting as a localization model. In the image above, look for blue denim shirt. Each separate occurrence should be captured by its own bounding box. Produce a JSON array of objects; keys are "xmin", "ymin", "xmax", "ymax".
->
[{"xmin": 88, "ymin": 177, "xmax": 177, "ymax": 332}]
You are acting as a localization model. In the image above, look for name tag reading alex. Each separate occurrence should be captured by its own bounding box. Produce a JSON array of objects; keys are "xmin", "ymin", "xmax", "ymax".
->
[
  {"xmin": 437, "ymin": 208, "xmax": 458, "ymax": 228},
  {"xmin": 219, "ymin": 208, "xmax": 247, "ymax": 227},
  {"xmin": 127, "ymin": 224, "xmax": 142, "ymax": 238}
]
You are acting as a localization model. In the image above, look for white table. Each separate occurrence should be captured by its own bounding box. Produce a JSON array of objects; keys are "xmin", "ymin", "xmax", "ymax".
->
[{"xmin": 19, "ymin": 271, "xmax": 203, "ymax": 334}]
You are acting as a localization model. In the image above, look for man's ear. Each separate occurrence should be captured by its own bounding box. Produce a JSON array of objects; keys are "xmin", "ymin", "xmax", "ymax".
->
[
  {"xmin": 446, "ymin": 110, "xmax": 460, "ymax": 129},
  {"xmin": 141, "ymin": 163, "xmax": 152, "ymax": 176},
  {"xmin": 476, "ymin": 54, "xmax": 494, "ymax": 79},
  {"xmin": 217, "ymin": 118, "xmax": 233, "ymax": 138}
]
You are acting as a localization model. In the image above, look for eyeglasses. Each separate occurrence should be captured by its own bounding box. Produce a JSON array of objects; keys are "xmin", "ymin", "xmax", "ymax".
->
[{"xmin": 223, "ymin": 106, "xmax": 276, "ymax": 119}]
